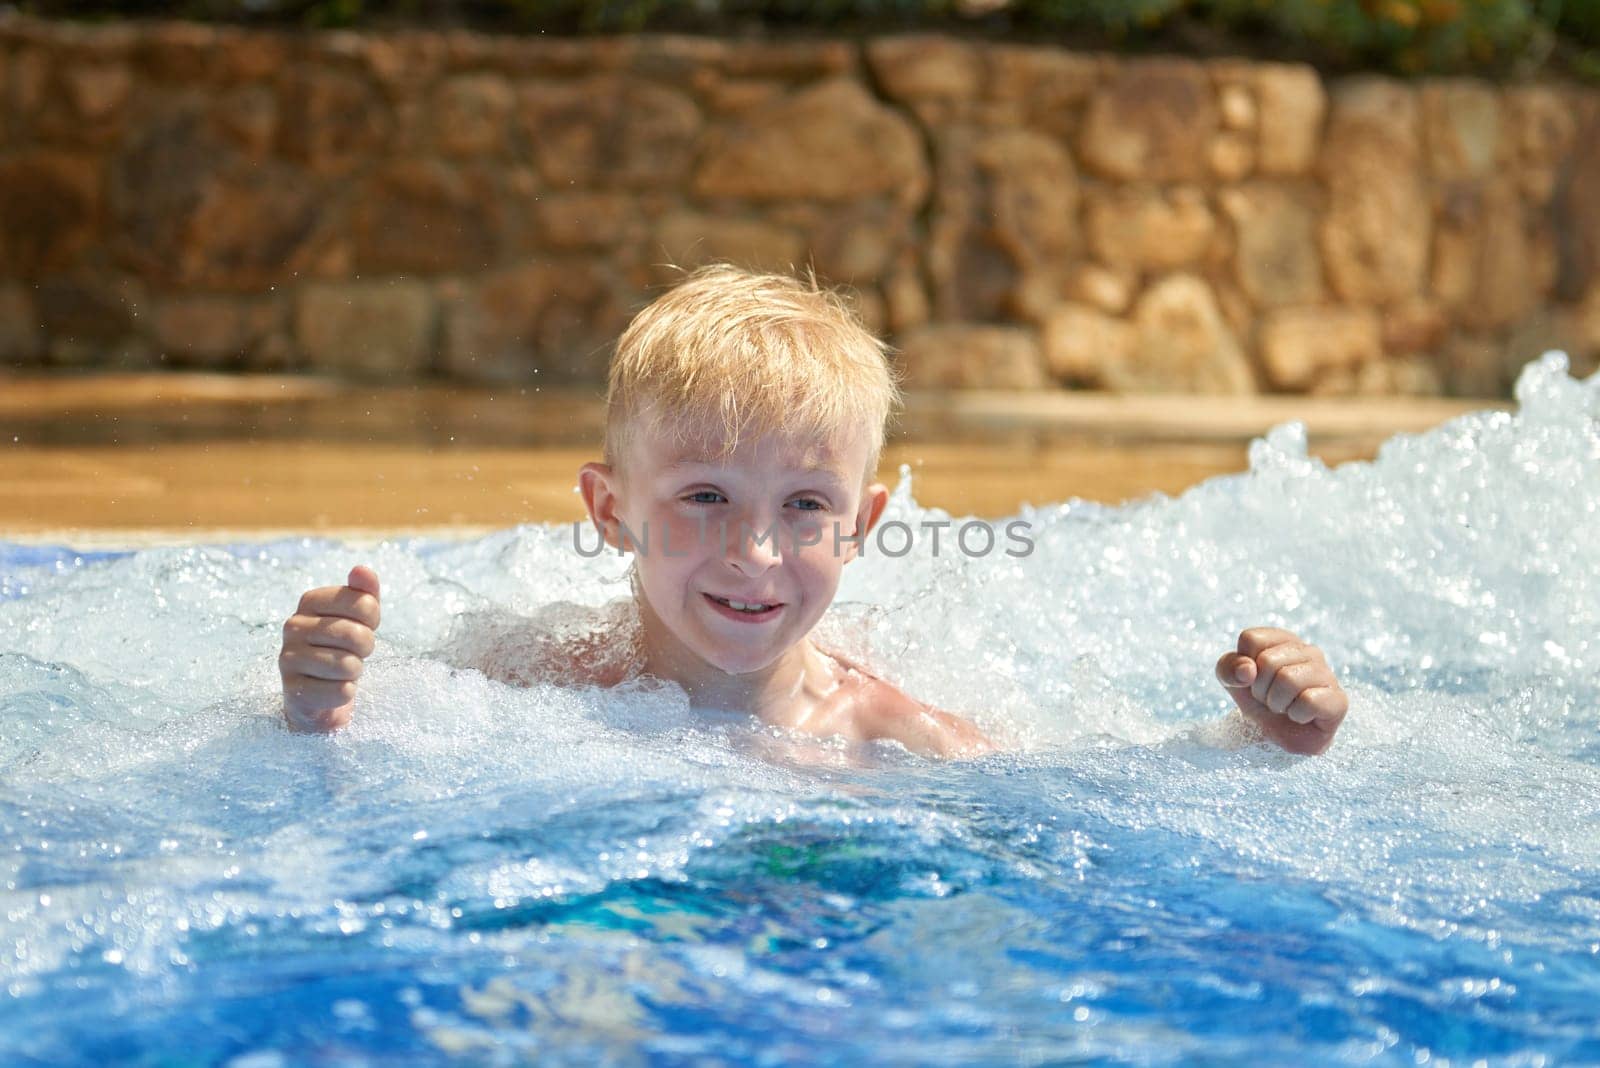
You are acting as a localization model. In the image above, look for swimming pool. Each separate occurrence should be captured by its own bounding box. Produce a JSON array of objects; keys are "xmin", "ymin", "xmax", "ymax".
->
[{"xmin": 3, "ymin": 353, "xmax": 1597, "ymax": 1066}]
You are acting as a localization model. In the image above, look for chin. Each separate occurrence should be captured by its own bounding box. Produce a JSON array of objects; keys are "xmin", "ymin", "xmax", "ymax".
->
[{"xmin": 703, "ymin": 644, "xmax": 783, "ymax": 676}]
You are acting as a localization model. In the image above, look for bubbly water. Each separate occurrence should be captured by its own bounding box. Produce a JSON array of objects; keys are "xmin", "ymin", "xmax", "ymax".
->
[{"xmin": 3, "ymin": 353, "xmax": 1598, "ymax": 1066}]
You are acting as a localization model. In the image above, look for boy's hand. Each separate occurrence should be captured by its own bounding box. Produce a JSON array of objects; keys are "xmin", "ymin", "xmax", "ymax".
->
[
  {"xmin": 1215, "ymin": 627, "xmax": 1347, "ymax": 755},
  {"xmin": 279, "ymin": 566, "xmax": 381, "ymax": 733}
]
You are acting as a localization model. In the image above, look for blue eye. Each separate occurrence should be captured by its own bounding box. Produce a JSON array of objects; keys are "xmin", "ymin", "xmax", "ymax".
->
[
  {"xmin": 790, "ymin": 498, "xmax": 826, "ymax": 512},
  {"xmin": 685, "ymin": 491, "xmax": 725, "ymax": 505}
]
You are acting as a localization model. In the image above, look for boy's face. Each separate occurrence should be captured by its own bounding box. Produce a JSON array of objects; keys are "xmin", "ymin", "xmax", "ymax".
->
[{"xmin": 580, "ymin": 416, "xmax": 890, "ymax": 676}]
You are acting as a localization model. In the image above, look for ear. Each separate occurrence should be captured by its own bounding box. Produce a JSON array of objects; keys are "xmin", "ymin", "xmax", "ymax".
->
[
  {"xmin": 577, "ymin": 462, "xmax": 629, "ymax": 551},
  {"xmin": 842, "ymin": 481, "xmax": 890, "ymax": 565}
]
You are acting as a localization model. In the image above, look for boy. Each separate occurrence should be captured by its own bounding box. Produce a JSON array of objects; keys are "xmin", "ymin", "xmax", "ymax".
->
[{"xmin": 279, "ymin": 266, "xmax": 1348, "ymax": 758}]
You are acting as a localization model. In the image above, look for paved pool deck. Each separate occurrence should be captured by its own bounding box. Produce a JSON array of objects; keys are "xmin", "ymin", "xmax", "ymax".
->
[{"xmin": 0, "ymin": 373, "xmax": 1501, "ymax": 547}]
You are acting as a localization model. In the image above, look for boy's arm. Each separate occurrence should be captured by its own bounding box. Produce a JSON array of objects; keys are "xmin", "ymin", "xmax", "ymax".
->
[{"xmin": 1213, "ymin": 626, "xmax": 1348, "ymax": 755}]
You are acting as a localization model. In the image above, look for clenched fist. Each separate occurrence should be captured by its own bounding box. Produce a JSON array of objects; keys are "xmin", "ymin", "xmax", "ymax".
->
[
  {"xmin": 279, "ymin": 565, "xmax": 381, "ymax": 732},
  {"xmin": 1215, "ymin": 627, "xmax": 1348, "ymax": 755}
]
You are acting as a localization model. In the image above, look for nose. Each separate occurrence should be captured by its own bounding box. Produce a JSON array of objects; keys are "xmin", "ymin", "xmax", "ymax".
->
[{"xmin": 721, "ymin": 511, "xmax": 781, "ymax": 575}]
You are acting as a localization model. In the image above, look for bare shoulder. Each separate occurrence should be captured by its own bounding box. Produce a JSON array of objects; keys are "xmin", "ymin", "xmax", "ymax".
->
[
  {"xmin": 442, "ymin": 601, "xmax": 639, "ymax": 690},
  {"xmin": 822, "ymin": 649, "xmax": 994, "ymax": 758}
]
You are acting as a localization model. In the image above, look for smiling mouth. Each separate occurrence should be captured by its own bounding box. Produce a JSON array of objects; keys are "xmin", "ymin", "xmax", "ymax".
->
[{"xmin": 705, "ymin": 593, "xmax": 783, "ymax": 615}]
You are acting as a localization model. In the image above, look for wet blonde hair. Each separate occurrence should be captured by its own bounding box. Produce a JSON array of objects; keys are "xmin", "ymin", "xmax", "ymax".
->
[{"xmin": 604, "ymin": 264, "xmax": 901, "ymax": 484}]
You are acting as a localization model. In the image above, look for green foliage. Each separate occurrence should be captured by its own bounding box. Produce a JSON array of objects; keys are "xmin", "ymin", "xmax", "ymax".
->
[{"xmin": 15, "ymin": 0, "xmax": 1600, "ymax": 77}]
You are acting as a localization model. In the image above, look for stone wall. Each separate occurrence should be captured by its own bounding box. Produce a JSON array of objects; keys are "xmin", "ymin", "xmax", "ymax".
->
[{"xmin": 2, "ymin": 16, "xmax": 1599, "ymax": 395}]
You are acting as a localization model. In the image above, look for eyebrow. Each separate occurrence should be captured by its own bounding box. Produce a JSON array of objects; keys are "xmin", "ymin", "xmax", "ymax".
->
[{"xmin": 666, "ymin": 459, "xmax": 850, "ymax": 486}]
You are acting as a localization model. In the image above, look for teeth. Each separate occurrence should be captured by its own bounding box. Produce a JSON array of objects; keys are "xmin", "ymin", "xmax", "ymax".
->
[{"xmin": 716, "ymin": 597, "xmax": 773, "ymax": 613}]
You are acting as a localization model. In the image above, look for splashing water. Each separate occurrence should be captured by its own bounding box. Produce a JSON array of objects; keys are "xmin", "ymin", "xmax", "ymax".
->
[{"xmin": 3, "ymin": 353, "xmax": 1598, "ymax": 1065}]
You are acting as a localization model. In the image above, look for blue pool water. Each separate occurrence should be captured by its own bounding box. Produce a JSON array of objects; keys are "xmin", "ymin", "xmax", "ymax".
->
[{"xmin": 3, "ymin": 353, "xmax": 1598, "ymax": 1066}]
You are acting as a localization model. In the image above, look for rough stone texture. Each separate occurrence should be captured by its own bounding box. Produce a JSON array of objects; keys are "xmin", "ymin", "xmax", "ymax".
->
[
  {"xmin": 882, "ymin": 255, "xmax": 930, "ymax": 333},
  {"xmin": 1218, "ymin": 83, "xmax": 1256, "ymax": 130},
  {"xmin": 1507, "ymin": 86, "xmax": 1577, "ymax": 205},
  {"xmin": 1253, "ymin": 63, "xmax": 1325, "ymax": 176},
  {"xmin": 896, "ymin": 324, "xmax": 1046, "ymax": 389},
  {"xmin": 1259, "ymin": 306, "xmax": 1383, "ymax": 391},
  {"xmin": 1422, "ymin": 80, "xmax": 1502, "ymax": 182},
  {"xmin": 111, "ymin": 107, "xmax": 324, "ymax": 288},
  {"xmin": 152, "ymin": 297, "xmax": 245, "ymax": 364},
  {"xmin": 352, "ymin": 162, "xmax": 501, "ymax": 275},
  {"xmin": 296, "ymin": 281, "xmax": 434, "ymax": 377},
  {"xmin": 1319, "ymin": 78, "xmax": 1430, "ymax": 305},
  {"xmin": 0, "ymin": 151, "xmax": 100, "ymax": 275},
  {"xmin": 1125, "ymin": 274, "xmax": 1254, "ymax": 393},
  {"xmin": 1220, "ymin": 183, "xmax": 1323, "ymax": 307},
  {"xmin": 0, "ymin": 285, "xmax": 42, "ymax": 362},
  {"xmin": 809, "ymin": 201, "xmax": 913, "ymax": 283},
  {"xmin": 1080, "ymin": 58, "xmax": 1218, "ymax": 182},
  {"xmin": 694, "ymin": 78, "xmax": 926, "ymax": 204},
  {"xmin": 150, "ymin": 295, "xmax": 281, "ymax": 368},
  {"xmin": 1085, "ymin": 185, "xmax": 1215, "ymax": 271},
  {"xmin": 520, "ymin": 77, "xmax": 701, "ymax": 188},
  {"xmin": 36, "ymin": 279, "xmax": 135, "ymax": 364},
  {"xmin": 1042, "ymin": 302, "xmax": 1135, "ymax": 385},
  {"xmin": 1208, "ymin": 132, "xmax": 1255, "ymax": 181},
  {"xmin": 65, "ymin": 60, "xmax": 133, "ymax": 124},
  {"xmin": 1557, "ymin": 113, "xmax": 1600, "ymax": 301},
  {"xmin": 212, "ymin": 87, "xmax": 278, "ymax": 159},
  {"xmin": 1382, "ymin": 298, "xmax": 1450, "ymax": 356},
  {"xmin": 432, "ymin": 74, "xmax": 515, "ymax": 157},
  {"xmin": 985, "ymin": 47, "xmax": 1099, "ymax": 140},
  {"xmin": 1431, "ymin": 181, "xmax": 1542, "ymax": 332},
  {"xmin": 443, "ymin": 262, "xmax": 624, "ymax": 383},
  {"xmin": 278, "ymin": 69, "xmax": 390, "ymax": 176},
  {"xmin": 654, "ymin": 212, "xmax": 806, "ymax": 275},
  {"xmin": 1064, "ymin": 263, "xmax": 1137, "ymax": 315},
  {"xmin": 867, "ymin": 35, "xmax": 982, "ymax": 125},
  {"xmin": 1579, "ymin": 283, "xmax": 1600, "ymax": 354},
  {"xmin": 928, "ymin": 126, "xmax": 1078, "ymax": 321},
  {"xmin": 1443, "ymin": 332, "xmax": 1523, "ymax": 396},
  {"xmin": 533, "ymin": 192, "xmax": 645, "ymax": 251},
  {"xmin": 2, "ymin": 18, "xmax": 1596, "ymax": 398}
]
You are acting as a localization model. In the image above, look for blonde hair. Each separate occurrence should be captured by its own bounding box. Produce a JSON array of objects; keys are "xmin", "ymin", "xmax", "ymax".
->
[{"xmin": 604, "ymin": 264, "xmax": 901, "ymax": 483}]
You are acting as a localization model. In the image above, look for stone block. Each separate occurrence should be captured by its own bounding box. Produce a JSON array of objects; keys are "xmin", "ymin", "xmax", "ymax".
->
[
  {"xmin": 867, "ymin": 36, "xmax": 982, "ymax": 105},
  {"xmin": 928, "ymin": 127, "xmax": 1077, "ymax": 321},
  {"xmin": 1126, "ymin": 274, "xmax": 1253, "ymax": 393},
  {"xmin": 278, "ymin": 69, "xmax": 390, "ymax": 177},
  {"xmin": 1319, "ymin": 77, "xmax": 1429, "ymax": 304},
  {"xmin": 653, "ymin": 212, "xmax": 806, "ymax": 275},
  {"xmin": 522, "ymin": 78, "xmax": 702, "ymax": 189},
  {"xmin": 694, "ymin": 78, "xmax": 925, "ymax": 205},
  {"xmin": 1430, "ymin": 181, "xmax": 1541, "ymax": 332},
  {"xmin": 985, "ymin": 46, "xmax": 1100, "ymax": 141},
  {"xmin": 443, "ymin": 262, "xmax": 625, "ymax": 383},
  {"xmin": 534, "ymin": 192, "xmax": 644, "ymax": 251},
  {"xmin": 895, "ymin": 323, "xmax": 1045, "ymax": 389},
  {"xmin": 1254, "ymin": 63, "xmax": 1325, "ymax": 176},
  {"xmin": 0, "ymin": 151, "xmax": 99, "ymax": 276},
  {"xmin": 1422, "ymin": 79, "xmax": 1502, "ymax": 182},
  {"xmin": 1079, "ymin": 58, "xmax": 1217, "ymax": 182},
  {"xmin": 1555, "ymin": 113, "xmax": 1600, "ymax": 300},
  {"xmin": 1259, "ymin": 305, "xmax": 1383, "ymax": 391},
  {"xmin": 433, "ymin": 74, "xmax": 515, "ymax": 157},
  {"xmin": 1085, "ymin": 186, "xmax": 1215, "ymax": 272},
  {"xmin": 0, "ymin": 285, "xmax": 42, "ymax": 363},
  {"xmin": 1042, "ymin": 302, "xmax": 1136, "ymax": 386},
  {"xmin": 352, "ymin": 162, "xmax": 501, "ymax": 275},
  {"xmin": 1218, "ymin": 183, "xmax": 1323, "ymax": 307},
  {"xmin": 296, "ymin": 281, "xmax": 434, "ymax": 378},
  {"xmin": 1064, "ymin": 263, "xmax": 1137, "ymax": 315}
]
